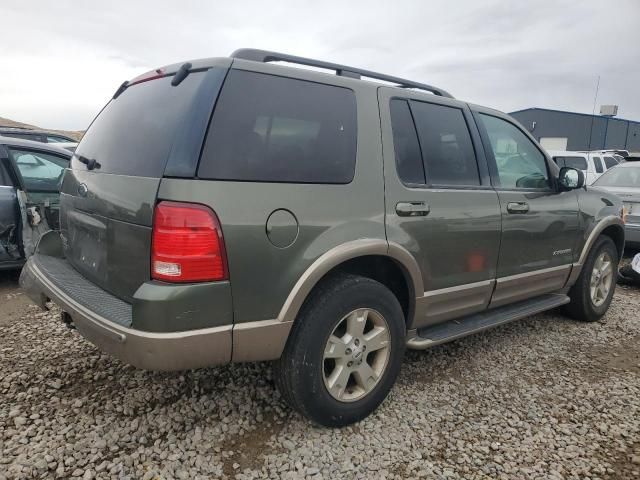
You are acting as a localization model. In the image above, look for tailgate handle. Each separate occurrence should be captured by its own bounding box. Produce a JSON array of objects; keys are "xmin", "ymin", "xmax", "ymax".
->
[
  {"xmin": 396, "ymin": 202, "xmax": 430, "ymax": 217},
  {"xmin": 507, "ymin": 202, "xmax": 530, "ymax": 214}
]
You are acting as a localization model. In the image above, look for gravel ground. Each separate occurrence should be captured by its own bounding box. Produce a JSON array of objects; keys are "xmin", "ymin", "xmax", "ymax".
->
[{"xmin": 1, "ymin": 267, "xmax": 639, "ymax": 480}]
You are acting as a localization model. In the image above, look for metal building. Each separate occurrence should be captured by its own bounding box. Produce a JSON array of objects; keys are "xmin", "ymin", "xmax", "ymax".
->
[{"xmin": 510, "ymin": 107, "xmax": 640, "ymax": 152}]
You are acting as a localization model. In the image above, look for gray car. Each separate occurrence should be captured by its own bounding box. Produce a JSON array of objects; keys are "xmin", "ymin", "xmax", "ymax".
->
[
  {"xmin": 20, "ymin": 49, "xmax": 625, "ymax": 426},
  {"xmin": 593, "ymin": 162, "xmax": 640, "ymax": 246},
  {"xmin": 0, "ymin": 137, "xmax": 71, "ymax": 270}
]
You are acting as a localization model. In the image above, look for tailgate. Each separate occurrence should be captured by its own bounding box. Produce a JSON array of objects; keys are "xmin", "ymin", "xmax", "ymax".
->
[{"xmin": 60, "ymin": 169, "xmax": 159, "ymax": 301}]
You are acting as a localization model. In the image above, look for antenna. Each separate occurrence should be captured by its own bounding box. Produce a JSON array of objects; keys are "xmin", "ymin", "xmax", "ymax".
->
[{"xmin": 587, "ymin": 75, "xmax": 600, "ymax": 151}]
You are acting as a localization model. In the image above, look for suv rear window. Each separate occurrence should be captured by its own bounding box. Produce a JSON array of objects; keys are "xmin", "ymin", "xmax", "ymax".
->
[
  {"xmin": 604, "ymin": 156, "xmax": 618, "ymax": 169},
  {"xmin": 72, "ymin": 72, "xmax": 209, "ymax": 178},
  {"xmin": 198, "ymin": 70, "xmax": 357, "ymax": 184}
]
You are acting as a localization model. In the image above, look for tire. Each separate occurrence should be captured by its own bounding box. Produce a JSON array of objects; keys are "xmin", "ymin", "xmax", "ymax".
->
[
  {"xmin": 273, "ymin": 274, "xmax": 406, "ymax": 427},
  {"xmin": 565, "ymin": 235, "xmax": 618, "ymax": 322}
]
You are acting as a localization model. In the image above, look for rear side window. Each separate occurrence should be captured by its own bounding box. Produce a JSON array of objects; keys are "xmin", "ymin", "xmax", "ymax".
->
[
  {"xmin": 555, "ymin": 156, "xmax": 588, "ymax": 170},
  {"xmin": 604, "ymin": 156, "xmax": 617, "ymax": 169},
  {"xmin": 410, "ymin": 101, "xmax": 479, "ymax": 186},
  {"xmin": 73, "ymin": 72, "xmax": 209, "ymax": 178},
  {"xmin": 199, "ymin": 70, "xmax": 357, "ymax": 184},
  {"xmin": 593, "ymin": 156, "xmax": 603, "ymax": 173},
  {"xmin": 389, "ymin": 99, "xmax": 425, "ymax": 185}
]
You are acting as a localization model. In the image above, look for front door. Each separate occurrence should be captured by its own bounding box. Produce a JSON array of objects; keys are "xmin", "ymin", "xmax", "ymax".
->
[
  {"xmin": 0, "ymin": 155, "xmax": 21, "ymax": 264},
  {"xmin": 473, "ymin": 110, "xmax": 580, "ymax": 307},
  {"xmin": 379, "ymin": 88, "xmax": 502, "ymax": 329},
  {"xmin": 6, "ymin": 146, "xmax": 69, "ymax": 257}
]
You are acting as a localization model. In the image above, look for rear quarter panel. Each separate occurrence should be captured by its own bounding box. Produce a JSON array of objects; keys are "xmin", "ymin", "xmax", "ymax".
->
[
  {"xmin": 158, "ymin": 67, "xmax": 386, "ymax": 324},
  {"xmin": 573, "ymin": 186, "xmax": 624, "ymax": 263}
]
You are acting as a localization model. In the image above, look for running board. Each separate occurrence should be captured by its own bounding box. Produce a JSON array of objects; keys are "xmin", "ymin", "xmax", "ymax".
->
[{"xmin": 406, "ymin": 293, "xmax": 570, "ymax": 350}]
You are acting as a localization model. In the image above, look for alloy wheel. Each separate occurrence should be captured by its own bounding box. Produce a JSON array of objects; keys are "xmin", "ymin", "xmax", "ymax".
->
[
  {"xmin": 590, "ymin": 251, "xmax": 614, "ymax": 307},
  {"xmin": 322, "ymin": 308, "xmax": 391, "ymax": 402}
]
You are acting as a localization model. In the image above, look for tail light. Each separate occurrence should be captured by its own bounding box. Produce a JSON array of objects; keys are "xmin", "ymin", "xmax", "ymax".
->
[{"xmin": 151, "ymin": 201, "xmax": 228, "ymax": 283}]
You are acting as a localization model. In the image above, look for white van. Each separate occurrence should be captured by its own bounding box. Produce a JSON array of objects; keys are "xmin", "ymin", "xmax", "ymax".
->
[{"xmin": 546, "ymin": 150, "xmax": 620, "ymax": 185}]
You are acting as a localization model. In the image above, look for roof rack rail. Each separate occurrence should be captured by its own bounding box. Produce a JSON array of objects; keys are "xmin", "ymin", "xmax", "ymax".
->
[{"xmin": 231, "ymin": 48, "xmax": 454, "ymax": 99}]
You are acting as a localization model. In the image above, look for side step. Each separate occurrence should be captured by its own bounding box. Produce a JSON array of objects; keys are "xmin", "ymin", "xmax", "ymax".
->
[{"xmin": 406, "ymin": 293, "xmax": 570, "ymax": 350}]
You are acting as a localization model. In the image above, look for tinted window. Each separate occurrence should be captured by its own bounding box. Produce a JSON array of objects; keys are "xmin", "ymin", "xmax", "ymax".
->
[
  {"xmin": 199, "ymin": 70, "xmax": 357, "ymax": 184},
  {"xmin": 410, "ymin": 101, "xmax": 479, "ymax": 186},
  {"xmin": 73, "ymin": 72, "xmax": 209, "ymax": 177},
  {"xmin": 593, "ymin": 156, "xmax": 603, "ymax": 173},
  {"xmin": 554, "ymin": 156, "xmax": 588, "ymax": 170},
  {"xmin": 9, "ymin": 148, "xmax": 69, "ymax": 192},
  {"xmin": 389, "ymin": 99, "xmax": 424, "ymax": 184},
  {"xmin": 46, "ymin": 135, "xmax": 73, "ymax": 143},
  {"xmin": 604, "ymin": 156, "xmax": 618, "ymax": 169},
  {"xmin": 594, "ymin": 166, "xmax": 640, "ymax": 188},
  {"xmin": 479, "ymin": 114, "xmax": 549, "ymax": 189}
]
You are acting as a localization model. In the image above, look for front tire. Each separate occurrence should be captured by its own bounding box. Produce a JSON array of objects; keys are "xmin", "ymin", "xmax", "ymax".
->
[
  {"xmin": 273, "ymin": 274, "xmax": 406, "ymax": 427},
  {"xmin": 565, "ymin": 235, "xmax": 618, "ymax": 322}
]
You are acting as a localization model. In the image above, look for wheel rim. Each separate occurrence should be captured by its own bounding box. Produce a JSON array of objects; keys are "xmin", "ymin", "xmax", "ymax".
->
[
  {"xmin": 322, "ymin": 308, "xmax": 391, "ymax": 403},
  {"xmin": 590, "ymin": 251, "xmax": 614, "ymax": 307}
]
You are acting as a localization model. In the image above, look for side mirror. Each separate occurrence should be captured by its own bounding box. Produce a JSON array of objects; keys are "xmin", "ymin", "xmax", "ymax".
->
[{"xmin": 558, "ymin": 167, "xmax": 585, "ymax": 190}]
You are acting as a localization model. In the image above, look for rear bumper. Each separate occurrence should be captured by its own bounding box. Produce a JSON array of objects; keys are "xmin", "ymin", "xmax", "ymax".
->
[
  {"xmin": 20, "ymin": 255, "xmax": 232, "ymax": 370},
  {"xmin": 20, "ymin": 249, "xmax": 292, "ymax": 371}
]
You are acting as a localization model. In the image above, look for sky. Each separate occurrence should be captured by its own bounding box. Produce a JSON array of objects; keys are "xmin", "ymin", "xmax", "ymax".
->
[{"xmin": 1, "ymin": 0, "xmax": 639, "ymax": 131}]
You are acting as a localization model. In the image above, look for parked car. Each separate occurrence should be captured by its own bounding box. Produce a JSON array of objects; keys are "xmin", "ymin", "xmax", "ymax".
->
[
  {"xmin": 20, "ymin": 49, "xmax": 625, "ymax": 427},
  {"xmin": 547, "ymin": 150, "xmax": 619, "ymax": 184},
  {"xmin": 592, "ymin": 162, "xmax": 640, "ymax": 246},
  {"xmin": 589, "ymin": 150, "xmax": 626, "ymax": 167},
  {"xmin": 0, "ymin": 136, "xmax": 71, "ymax": 270},
  {"xmin": 0, "ymin": 127, "xmax": 78, "ymax": 147}
]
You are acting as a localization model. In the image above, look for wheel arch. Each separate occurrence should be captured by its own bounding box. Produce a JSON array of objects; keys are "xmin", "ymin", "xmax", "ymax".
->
[
  {"xmin": 578, "ymin": 215, "xmax": 625, "ymax": 266},
  {"xmin": 276, "ymin": 239, "xmax": 422, "ymax": 327},
  {"xmin": 566, "ymin": 215, "xmax": 625, "ymax": 288}
]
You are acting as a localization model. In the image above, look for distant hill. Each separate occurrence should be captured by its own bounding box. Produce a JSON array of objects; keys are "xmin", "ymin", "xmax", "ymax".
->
[{"xmin": 0, "ymin": 116, "xmax": 84, "ymax": 141}]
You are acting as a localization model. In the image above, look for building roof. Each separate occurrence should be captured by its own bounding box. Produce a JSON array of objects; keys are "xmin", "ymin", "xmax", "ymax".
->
[{"xmin": 510, "ymin": 107, "xmax": 640, "ymax": 126}]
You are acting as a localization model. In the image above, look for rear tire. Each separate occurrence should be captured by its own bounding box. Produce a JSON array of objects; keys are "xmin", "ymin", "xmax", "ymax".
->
[
  {"xmin": 565, "ymin": 236, "xmax": 618, "ymax": 322},
  {"xmin": 273, "ymin": 274, "xmax": 405, "ymax": 427}
]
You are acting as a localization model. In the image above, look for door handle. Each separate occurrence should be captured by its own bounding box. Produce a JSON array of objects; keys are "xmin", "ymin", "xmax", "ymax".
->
[
  {"xmin": 507, "ymin": 202, "xmax": 530, "ymax": 214},
  {"xmin": 396, "ymin": 202, "xmax": 430, "ymax": 216}
]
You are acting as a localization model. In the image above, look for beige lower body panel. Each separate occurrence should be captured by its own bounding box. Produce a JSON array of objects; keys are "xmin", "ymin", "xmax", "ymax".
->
[
  {"xmin": 22, "ymin": 257, "xmax": 293, "ymax": 371},
  {"xmin": 414, "ymin": 279, "xmax": 495, "ymax": 329},
  {"xmin": 490, "ymin": 264, "xmax": 572, "ymax": 308},
  {"xmin": 232, "ymin": 319, "xmax": 292, "ymax": 363}
]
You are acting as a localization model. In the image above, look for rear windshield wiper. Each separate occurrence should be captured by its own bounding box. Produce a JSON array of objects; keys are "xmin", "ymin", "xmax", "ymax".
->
[
  {"xmin": 171, "ymin": 62, "xmax": 192, "ymax": 86},
  {"xmin": 76, "ymin": 155, "xmax": 101, "ymax": 171}
]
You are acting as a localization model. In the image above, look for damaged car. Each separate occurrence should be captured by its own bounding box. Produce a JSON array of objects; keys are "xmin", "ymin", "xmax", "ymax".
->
[{"xmin": 0, "ymin": 137, "xmax": 70, "ymax": 269}]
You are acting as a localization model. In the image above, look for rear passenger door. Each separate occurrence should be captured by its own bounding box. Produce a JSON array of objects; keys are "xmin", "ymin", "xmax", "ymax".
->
[
  {"xmin": 473, "ymin": 110, "xmax": 580, "ymax": 307},
  {"xmin": 379, "ymin": 88, "xmax": 501, "ymax": 329}
]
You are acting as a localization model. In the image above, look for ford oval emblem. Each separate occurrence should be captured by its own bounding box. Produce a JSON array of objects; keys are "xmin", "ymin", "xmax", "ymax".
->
[{"xmin": 78, "ymin": 183, "xmax": 89, "ymax": 197}]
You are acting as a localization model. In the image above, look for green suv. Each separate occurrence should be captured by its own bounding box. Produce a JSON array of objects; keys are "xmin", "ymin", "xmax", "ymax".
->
[{"xmin": 21, "ymin": 49, "xmax": 625, "ymax": 427}]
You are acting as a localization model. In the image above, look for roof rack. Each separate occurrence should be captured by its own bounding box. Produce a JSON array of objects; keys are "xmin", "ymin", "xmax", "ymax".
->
[{"xmin": 231, "ymin": 48, "xmax": 454, "ymax": 99}]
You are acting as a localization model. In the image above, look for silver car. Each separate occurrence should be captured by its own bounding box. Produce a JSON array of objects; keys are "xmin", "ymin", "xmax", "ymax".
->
[{"xmin": 593, "ymin": 162, "xmax": 640, "ymax": 246}]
